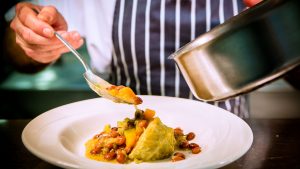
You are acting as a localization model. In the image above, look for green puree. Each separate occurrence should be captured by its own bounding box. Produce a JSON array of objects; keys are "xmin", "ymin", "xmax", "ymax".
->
[{"xmin": 129, "ymin": 117, "xmax": 176, "ymax": 161}]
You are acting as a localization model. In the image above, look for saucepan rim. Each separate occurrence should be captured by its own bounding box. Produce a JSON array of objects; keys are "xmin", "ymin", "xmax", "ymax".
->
[{"xmin": 169, "ymin": 0, "xmax": 285, "ymax": 60}]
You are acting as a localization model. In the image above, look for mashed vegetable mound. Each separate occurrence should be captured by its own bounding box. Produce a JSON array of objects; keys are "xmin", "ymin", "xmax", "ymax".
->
[{"xmin": 129, "ymin": 117, "xmax": 176, "ymax": 161}]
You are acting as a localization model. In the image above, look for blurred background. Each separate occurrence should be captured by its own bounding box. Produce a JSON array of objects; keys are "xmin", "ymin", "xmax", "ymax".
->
[
  {"xmin": 0, "ymin": 0, "xmax": 299, "ymax": 119},
  {"xmin": 0, "ymin": 0, "xmax": 99, "ymax": 119}
]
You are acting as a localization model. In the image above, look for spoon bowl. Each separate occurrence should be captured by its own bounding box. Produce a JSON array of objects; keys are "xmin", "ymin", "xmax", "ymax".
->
[{"xmin": 55, "ymin": 33, "xmax": 141, "ymax": 105}]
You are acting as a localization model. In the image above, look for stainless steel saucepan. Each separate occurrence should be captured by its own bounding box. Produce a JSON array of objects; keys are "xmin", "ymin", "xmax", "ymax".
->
[{"xmin": 170, "ymin": 0, "xmax": 300, "ymax": 101}]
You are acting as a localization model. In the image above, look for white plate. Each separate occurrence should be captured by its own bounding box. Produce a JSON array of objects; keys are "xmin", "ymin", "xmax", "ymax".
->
[{"xmin": 22, "ymin": 96, "xmax": 253, "ymax": 169}]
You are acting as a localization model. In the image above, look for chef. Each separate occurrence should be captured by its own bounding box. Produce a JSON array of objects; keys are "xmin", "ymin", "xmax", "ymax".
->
[{"xmin": 7, "ymin": 0, "xmax": 262, "ymax": 118}]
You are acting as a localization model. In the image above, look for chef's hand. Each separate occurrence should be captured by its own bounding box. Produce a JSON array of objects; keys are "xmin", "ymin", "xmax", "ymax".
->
[
  {"xmin": 10, "ymin": 2, "xmax": 84, "ymax": 64},
  {"xmin": 244, "ymin": 0, "xmax": 262, "ymax": 7}
]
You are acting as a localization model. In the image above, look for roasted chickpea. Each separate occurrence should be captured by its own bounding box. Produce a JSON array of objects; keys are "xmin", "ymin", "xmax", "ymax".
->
[
  {"xmin": 174, "ymin": 128, "xmax": 184, "ymax": 136},
  {"xmin": 104, "ymin": 151, "xmax": 116, "ymax": 160},
  {"xmin": 116, "ymin": 136, "xmax": 126, "ymax": 145},
  {"xmin": 172, "ymin": 155, "xmax": 184, "ymax": 162},
  {"xmin": 186, "ymin": 132, "xmax": 195, "ymax": 141},
  {"xmin": 111, "ymin": 127, "xmax": 118, "ymax": 131},
  {"xmin": 105, "ymin": 143, "xmax": 114, "ymax": 149},
  {"xmin": 173, "ymin": 152, "xmax": 185, "ymax": 159},
  {"xmin": 93, "ymin": 131, "xmax": 105, "ymax": 139},
  {"xmin": 189, "ymin": 143, "xmax": 200, "ymax": 149},
  {"xmin": 90, "ymin": 148, "xmax": 101, "ymax": 154},
  {"xmin": 192, "ymin": 146, "xmax": 201, "ymax": 154},
  {"xmin": 110, "ymin": 130, "xmax": 119, "ymax": 138},
  {"xmin": 116, "ymin": 153, "xmax": 126, "ymax": 163},
  {"xmin": 118, "ymin": 144, "xmax": 126, "ymax": 149},
  {"xmin": 179, "ymin": 141, "xmax": 189, "ymax": 149}
]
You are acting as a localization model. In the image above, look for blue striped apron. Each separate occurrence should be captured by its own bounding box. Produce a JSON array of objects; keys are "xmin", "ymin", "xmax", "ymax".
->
[{"xmin": 110, "ymin": 0, "xmax": 249, "ymax": 118}]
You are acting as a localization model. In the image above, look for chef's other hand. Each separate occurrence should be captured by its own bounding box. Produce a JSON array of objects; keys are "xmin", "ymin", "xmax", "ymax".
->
[
  {"xmin": 10, "ymin": 2, "xmax": 84, "ymax": 64},
  {"xmin": 244, "ymin": 0, "xmax": 262, "ymax": 7}
]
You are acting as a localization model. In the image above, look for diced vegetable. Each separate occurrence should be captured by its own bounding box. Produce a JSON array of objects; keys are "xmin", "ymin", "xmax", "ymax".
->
[
  {"xmin": 124, "ymin": 128, "xmax": 137, "ymax": 152},
  {"xmin": 144, "ymin": 109, "xmax": 155, "ymax": 120},
  {"xmin": 103, "ymin": 124, "xmax": 111, "ymax": 133}
]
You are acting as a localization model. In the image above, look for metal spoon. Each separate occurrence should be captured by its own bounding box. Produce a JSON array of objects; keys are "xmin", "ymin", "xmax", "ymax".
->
[
  {"xmin": 55, "ymin": 32, "xmax": 136, "ymax": 104},
  {"xmin": 31, "ymin": 9, "xmax": 139, "ymax": 104}
]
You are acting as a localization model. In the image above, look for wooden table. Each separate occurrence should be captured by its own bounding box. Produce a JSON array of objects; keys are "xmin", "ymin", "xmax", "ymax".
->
[{"xmin": 0, "ymin": 119, "xmax": 299, "ymax": 169}]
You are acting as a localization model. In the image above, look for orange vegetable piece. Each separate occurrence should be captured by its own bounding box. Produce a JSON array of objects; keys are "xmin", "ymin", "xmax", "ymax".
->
[{"xmin": 144, "ymin": 109, "xmax": 156, "ymax": 120}]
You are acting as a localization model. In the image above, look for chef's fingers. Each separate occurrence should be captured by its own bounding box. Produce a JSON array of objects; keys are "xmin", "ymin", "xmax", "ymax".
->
[
  {"xmin": 18, "ymin": 38, "xmax": 83, "ymax": 64},
  {"xmin": 16, "ymin": 31, "xmax": 82, "ymax": 52},
  {"xmin": 17, "ymin": 41, "xmax": 61, "ymax": 64},
  {"xmin": 37, "ymin": 5, "xmax": 68, "ymax": 31},
  {"xmin": 17, "ymin": 5, "xmax": 55, "ymax": 38},
  {"xmin": 11, "ymin": 18, "xmax": 81, "ymax": 46},
  {"xmin": 11, "ymin": 17, "xmax": 56, "ymax": 45}
]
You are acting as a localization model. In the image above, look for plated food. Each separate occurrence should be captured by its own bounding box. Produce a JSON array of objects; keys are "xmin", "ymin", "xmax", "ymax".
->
[
  {"xmin": 85, "ymin": 108, "xmax": 201, "ymax": 164},
  {"xmin": 86, "ymin": 84, "xmax": 201, "ymax": 164}
]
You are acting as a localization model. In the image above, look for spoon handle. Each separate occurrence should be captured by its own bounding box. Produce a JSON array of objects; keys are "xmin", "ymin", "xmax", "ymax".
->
[
  {"xmin": 54, "ymin": 32, "xmax": 89, "ymax": 71},
  {"xmin": 31, "ymin": 8, "xmax": 89, "ymax": 71}
]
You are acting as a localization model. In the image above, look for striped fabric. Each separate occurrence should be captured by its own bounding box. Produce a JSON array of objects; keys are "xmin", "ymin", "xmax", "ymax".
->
[{"xmin": 110, "ymin": 0, "xmax": 249, "ymax": 118}]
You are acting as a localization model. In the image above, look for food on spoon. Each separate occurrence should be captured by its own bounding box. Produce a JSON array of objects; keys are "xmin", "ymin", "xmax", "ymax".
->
[
  {"xmin": 106, "ymin": 85, "xmax": 143, "ymax": 105},
  {"xmin": 85, "ymin": 108, "xmax": 201, "ymax": 164}
]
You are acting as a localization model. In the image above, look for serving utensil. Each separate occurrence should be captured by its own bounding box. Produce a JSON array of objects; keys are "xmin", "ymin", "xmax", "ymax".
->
[
  {"xmin": 170, "ymin": 0, "xmax": 300, "ymax": 101},
  {"xmin": 55, "ymin": 32, "xmax": 134, "ymax": 104},
  {"xmin": 31, "ymin": 9, "xmax": 140, "ymax": 104}
]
